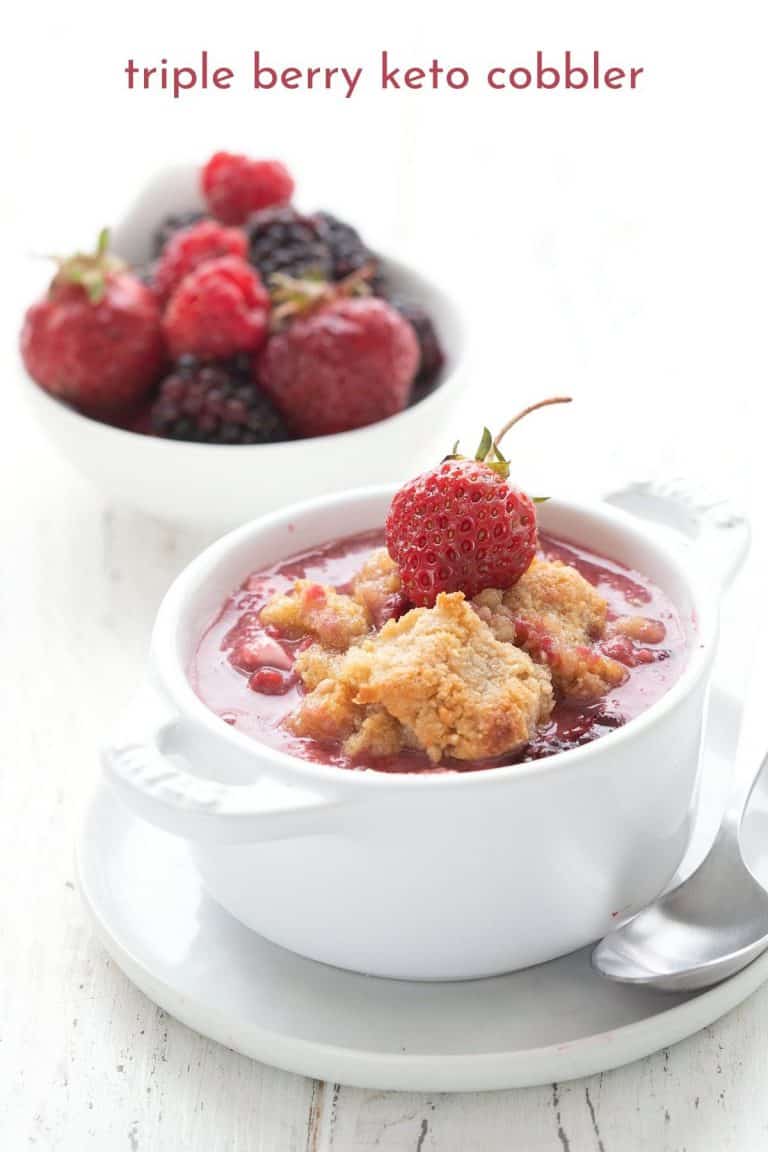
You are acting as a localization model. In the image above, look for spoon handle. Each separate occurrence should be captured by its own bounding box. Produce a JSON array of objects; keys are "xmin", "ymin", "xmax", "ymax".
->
[{"xmin": 723, "ymin": 749, "xmax": 768, "ymax": 838}]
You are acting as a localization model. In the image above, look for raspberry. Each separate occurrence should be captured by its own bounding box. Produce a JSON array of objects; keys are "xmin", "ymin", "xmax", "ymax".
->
[
  {"xmin": 385, "ymin": 399, "xmax": 572, "ymax": 607},
  {"xmin": 313, "ymin": 212, "xmax": 378, "ymax": 280},
  {"xmin": 248, "ymin": 667, "xmax": 295, "ymax": 695},
  {"xmin": 202, "ymin": 152, "xmax": 294, "ymax": 225},
  {"xmin": 152, "ymin": 211, "xmax": 208, "ymax": 258},
  {"xmin": 258, "ymin": 296, "xmax": 419, "ymax": 437},
  {"xmin": 20, "ymin": 230, "xmax": 165, "ymax": 416},
  {"xmin": 163, "ymin": 256, "xmax": 270, "ymax": 359},
  {"xmin": 153, "ymin": 220, "xmax": 247, "ymax": 301},
  {"xmin": 150, "ymin": 355, "xmax": 288, "ymax": 444},
  {"xmin": 247, "ymin": 207, "xmax": 332, "ymax": 283}
]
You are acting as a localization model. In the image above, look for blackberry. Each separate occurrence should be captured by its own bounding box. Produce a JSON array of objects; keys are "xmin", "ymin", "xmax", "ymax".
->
[
  {"xmin": 247, "ymin": 207, "xmax": 332, "ymax": 283},
  {"xmin": 313, "ymin": 211, "xmax": 380, "ymax": 281},
  {"xmin": 523, "ymin": 708, "xmax": 626, "ymax": 762},
  {"xmin": 388, "ymin": 298, "xmax": 445, "ymax": 398},
  {"xmin": 152, "ymin": 211, "xmax": 209, "ymax": 257},
  {"xmin": 150, "ymin": 355, "xmax": 288, "ymax": 445}
]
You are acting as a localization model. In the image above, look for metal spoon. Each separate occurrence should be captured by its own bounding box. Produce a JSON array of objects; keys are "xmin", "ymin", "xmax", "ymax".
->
[{"xmin": 592, "ymin": 752, "xmax": 768, "ymax": 991}]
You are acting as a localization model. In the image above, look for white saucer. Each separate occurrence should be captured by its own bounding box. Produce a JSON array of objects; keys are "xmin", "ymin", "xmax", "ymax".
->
[{"xmin": 77, "ymin": 676, "xmax": 768, "ymax": 1093}]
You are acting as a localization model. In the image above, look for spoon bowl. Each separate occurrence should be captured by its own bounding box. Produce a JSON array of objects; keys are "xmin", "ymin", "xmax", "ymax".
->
[{"xmin": 593, "ymin": 754, "xmax": 768, "ymax": 991}]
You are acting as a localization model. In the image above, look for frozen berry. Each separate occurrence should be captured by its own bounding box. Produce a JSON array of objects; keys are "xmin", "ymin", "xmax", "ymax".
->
[
  {"xmin": 20, "ymin": 229, "xmax": 165, "ymax": 416},
  {"xmin": 202, "ymin": 152, "xmax": 294, "ymax": 225},
  {"xmin": 248, "ymin": 667, "xmax": 295, "ymax": 695},
  {"xmin": 385, "ymin": 399, "xmax": 572, "ymax": 607},
  {"xmin": 601, "ymin": 636, "xmax": 670, "ymax": 668},
  {"xmin": 313, "ymin": 212, "xmax": 379, "ymax": 280},
  {"xmin": 163, "ymin": 256, "xmax": 270, "ymax": 359},
  {"xmin": 388, "ymin": 298, "xmax": 444, "ymax": 394},
  {"xmin": 150, "ymin": 355, "xmax": 287, "ymax": 445},
  {"xmin": 258, "ymin": 296, "xmax": 419, "ymax": 437},
  {"xmin": 247, "ymin": 206, "xmax": 332, "ymax": 283},
  {"xmin": 152, "ymin": 211, "xmax": 208, "ymax": 258},
  {"xmin": 154, "ymin": 219, "xmax": 248, "ymax": 301}
]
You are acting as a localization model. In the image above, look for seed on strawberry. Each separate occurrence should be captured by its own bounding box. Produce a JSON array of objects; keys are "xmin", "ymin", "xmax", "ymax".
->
[
  {"xmin": 20, "ymin": 229, "xmax": 165, "ymax": 416},
  {"xmin": 202, "ymin": 152, "xmax": 294, "ymax": 226},
  {"xmin": 163, "ymin": 256, "xmax": 270, "ymax": 359},
  {"xmin": 385, "ymin": 397, "xmax": 572, "ymax": 607}
]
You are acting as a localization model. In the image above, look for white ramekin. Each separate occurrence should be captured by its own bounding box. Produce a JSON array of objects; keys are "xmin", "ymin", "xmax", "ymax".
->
[
  {"xmin": 103, "ymin": 480, "xmax": 749, "ymax": 980},
  {"xmin": 18, "ymin": 164, "xmax": 466, "ymax": 530}
]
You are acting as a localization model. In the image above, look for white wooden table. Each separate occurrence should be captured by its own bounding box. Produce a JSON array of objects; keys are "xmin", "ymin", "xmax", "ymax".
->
[{"xmin": 2, "ymin": 354, "xmax": 768, "ymax": 1151}]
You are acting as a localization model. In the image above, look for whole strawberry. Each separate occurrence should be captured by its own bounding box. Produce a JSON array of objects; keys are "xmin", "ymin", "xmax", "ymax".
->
[
  {"xmin": 386, "ymin": 399, "xmax": 572, "ymax": 607},
  {"xmin": 163, "ymin": 256, "xmax": 270, "ymax": 359},
  {"xmin": 202, "ymin": 152, "xmax": 294, "ymax": 226},
  {"xmin": 259, "ymin": 295, "xmax": 419, "ymax": 437},
  {"xmin": 153, "ymin": 219, "xmax": 247, "ymax": 302},
  {"xmin": 20, "ymin": 230, "xmax": 165, "ymax": 416}
]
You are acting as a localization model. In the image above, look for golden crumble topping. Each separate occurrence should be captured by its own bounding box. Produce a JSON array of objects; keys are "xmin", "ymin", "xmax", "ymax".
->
[
  {"xmin": 289, "ymin": 592, "xmax": 552, "ymax": 763},
  {"xmin": 609, "ymin": 615, "xmax": 666, "ymax": 644},
  {"xmin": 260, "ymin": 548, "xmax": 655, "ymax": 762},
  {"xmin": 260, "ymin": 579, "xmax": 369, "ymax": 649},
  {"xmin": 351, "ymin": 548, "xmax": 402, "ymax": 624},
  {"xmin": 473, "ymin": 559, "xmax": 626, "ymax": 702},
  {"xmin": 503, "ymin": 557, "xmax": 606, "ymax": 642}
]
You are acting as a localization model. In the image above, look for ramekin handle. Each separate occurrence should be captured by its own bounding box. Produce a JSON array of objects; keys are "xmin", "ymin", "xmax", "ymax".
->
[
  {"xmin": 102, "ymin": 682, "xmax": 342, "ymax": 845},
  {"xmin": 602, "ymin": 477, "xmax": 750, "ymax": 591}
]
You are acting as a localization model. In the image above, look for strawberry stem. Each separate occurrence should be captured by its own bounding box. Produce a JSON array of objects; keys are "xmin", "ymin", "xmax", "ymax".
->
[
  {"xmin": 493, "ymin": 396, "xmax": 572, "ymax": 453},
  {"xmin": 269, "ymin": 261, "xmax": 376, "ymax": 330},
  {"xmin": 51, "ymin": 229, "xmax": 124, "ymax": 305},
  {"xmin": 446, "ymin": 397, "xmax": 573, "ymax": 481}
]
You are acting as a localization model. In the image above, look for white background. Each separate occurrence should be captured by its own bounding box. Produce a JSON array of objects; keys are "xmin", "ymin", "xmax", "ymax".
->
[{"xmin": 2, "ymin": 1, "xmax": 768, "ymax": 1148}]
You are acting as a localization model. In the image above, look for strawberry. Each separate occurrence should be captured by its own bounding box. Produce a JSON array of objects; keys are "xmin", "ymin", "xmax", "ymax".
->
[
  {"xmin": 153, "ymin": 219, "xmax": 247, "ymax": 302},
  {"xmin": 385, "ymin": 398, "xmax": 572, "ymax": 607},
  {"xmin": 202, "ymin": 152, "xmax": 294, "ymax": 226},
  {"xmin": 163, "ymin": 256, "xmax": 270, "ymax": 359},
  {"xmin": 258, "ymin": 279, "xmax": 419, "ymax": 437},
  {"xmin": 20, "ymin": 230, "xmax": 165, "ymax": 416}
]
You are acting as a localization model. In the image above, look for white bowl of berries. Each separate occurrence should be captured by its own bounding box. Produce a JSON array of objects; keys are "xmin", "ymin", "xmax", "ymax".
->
[
  {"xmin": 19, "ymin": 153, "xmax": 464, "ymax": 529},
  {"xmin": 103, "ymin": 406, "xmax": 749, "ymax": 980}
]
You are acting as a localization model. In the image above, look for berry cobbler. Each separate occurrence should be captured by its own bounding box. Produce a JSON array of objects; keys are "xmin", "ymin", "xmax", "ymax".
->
[{"xmin": 191, "ymin": 402, "xmax": 686, "ymax": 773}]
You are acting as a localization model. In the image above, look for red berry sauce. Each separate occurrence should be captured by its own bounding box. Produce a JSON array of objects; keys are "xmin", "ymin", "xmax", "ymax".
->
[{"xmin": 191, "ymin": 530, "xmax": 687, "ymax": 773}]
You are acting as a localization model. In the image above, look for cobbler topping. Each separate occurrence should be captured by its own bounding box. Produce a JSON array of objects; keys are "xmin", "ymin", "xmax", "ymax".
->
[
  {"xmin": 191, "ymin": 529, "xmax": 686, "ymax": 774},
  {"xmin": 290, "ymin": 591, "xmax": 552, "ymax": 763},
  {"xmin": 260, "ymin": 579, "xmax": 369, "ymax": 649},
  {"xmin": 472, "ymin": 560, "xmax": 628, "ymax": 703},
  {"xmin": 350, "ymin": 548, "xmax": 406, "ymax": 627}
]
